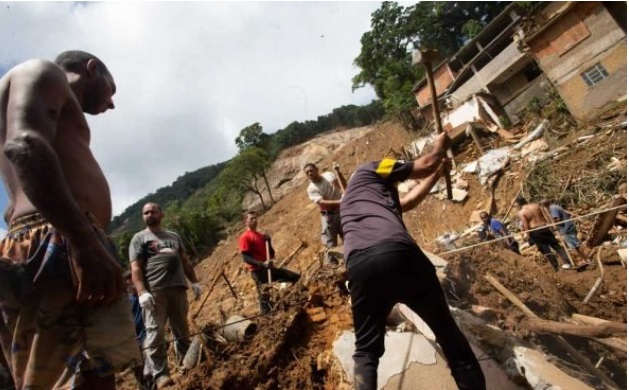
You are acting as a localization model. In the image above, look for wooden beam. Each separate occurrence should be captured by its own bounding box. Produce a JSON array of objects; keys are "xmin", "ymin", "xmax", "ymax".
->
[
  {"xmin": 587, "ymin": 196, "xmax": 627, "ymax": 247},
  {"xmin": 525, "ymin": 318, "xmax": 627, "ymax": 338},
  {"xmin": 485, "ymin": 273, "xmax": 621, "ymax": 389}
]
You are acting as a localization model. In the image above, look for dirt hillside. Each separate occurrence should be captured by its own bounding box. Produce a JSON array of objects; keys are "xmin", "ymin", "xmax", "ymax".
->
[{"xmin": 118, "ymin": 103, "xmax": 627, "ymax": 389}]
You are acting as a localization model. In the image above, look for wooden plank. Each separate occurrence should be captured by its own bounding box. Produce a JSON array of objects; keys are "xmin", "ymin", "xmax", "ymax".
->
[
  {"xmin": 525, "ymin": 318, "xmax": 626, "ymax": 338},
  {"xmin": 486, "ymin": 273, "xmax": 621, "ymax": 390},
  {"xmin": 587, "ymin": 196, "xmax": 626, "ymax": 247}
]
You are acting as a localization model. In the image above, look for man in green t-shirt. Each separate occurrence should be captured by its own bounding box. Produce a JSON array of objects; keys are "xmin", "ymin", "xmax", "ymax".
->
[{"xmin": 129, "ymin": 202, "xmax": 201, "ymax": 389}]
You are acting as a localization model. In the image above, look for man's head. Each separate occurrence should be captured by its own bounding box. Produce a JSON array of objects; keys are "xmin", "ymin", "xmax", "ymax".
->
[
  {"xmin": 142, "ymin": 202, "xmax": 163, "ymax": 229},
  {"xmin": 540, "ymin": 199, "xmax": 551, "ymax": 209},
  {"xmin": 55, "ymin": 50, "xmax": 116, "ymax": 115},
  {"xmin": 303, "ymin": 163, "xmax": 321, "ymax": 182},
  {"xmin": 244, "ymin": 210, "xmax": 258, "ymax": 231},
  {"xmin": 515, "ymin": 196, "xmax": 528, "ymax": 208},
  {"xmin": 479, "ymin": 211, "xmax": 490, "ymax": 225}
]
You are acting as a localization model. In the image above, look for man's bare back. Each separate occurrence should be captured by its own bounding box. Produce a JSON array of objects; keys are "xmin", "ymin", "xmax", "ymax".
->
[
  {"xmin": 0, "ymin": 60, "xmax": 112, "ymax": 227},
  {"xmin": 519, "ymin": 203, "xmax": 547, "ymax": 233}
]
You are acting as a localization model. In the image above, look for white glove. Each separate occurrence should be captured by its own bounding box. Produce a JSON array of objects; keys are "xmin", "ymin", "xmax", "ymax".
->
[
  {"xmin": 191, "ymin": 283, "xmax": 202, "ymax": 300},
  {"xmin": 138, "ymin": 291, "xmax": 155, "ymax": 312}
]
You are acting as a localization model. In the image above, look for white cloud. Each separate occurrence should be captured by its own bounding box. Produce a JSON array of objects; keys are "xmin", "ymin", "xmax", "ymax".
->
[{"xmin": 0, "ymin": 1, "xmax": 379, "ymax": 215}]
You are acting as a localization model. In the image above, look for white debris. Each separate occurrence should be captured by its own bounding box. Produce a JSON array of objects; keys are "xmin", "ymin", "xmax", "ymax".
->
[
  {"xmin": 477, "ymin": 147, "xmax": 510, "ymax": 184},
  {"xmin": 462, "ymin": 161, "xmax": 479, "ymax": 173},
  {"xmin": 520, "ymin": 139, "xmax": 548, "ymax": 158},
  {"xmin": 513, "ymin": 119, "xmax": 549, "ymax": 150},
  {"xmin": 333, "ymin": 330, "xmax": 437, "ymax": 389}
]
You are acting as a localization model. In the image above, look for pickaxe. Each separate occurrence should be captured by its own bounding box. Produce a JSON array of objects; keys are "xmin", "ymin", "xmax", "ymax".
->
[{"xmin": 413, "ymin": 47, "xmax": 454, "ymax": 200}]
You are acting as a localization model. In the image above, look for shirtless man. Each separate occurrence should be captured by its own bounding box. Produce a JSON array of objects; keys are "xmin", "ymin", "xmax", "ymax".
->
[
  {"xmin": 540, "ymin": 199, "xmax": 590, "ymax": 266},
  {"xmin": 0, "ymin": 51, "xmax": 140, "ymax": 389},
  {"xmin": 516, "ymin": 196, "xmax": 572, "ymax": 271}
]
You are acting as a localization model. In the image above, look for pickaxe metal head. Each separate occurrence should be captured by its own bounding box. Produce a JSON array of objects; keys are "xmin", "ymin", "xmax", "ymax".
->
[{"xmin": 411, "ymin": 48, "xmax": 439, "ymax": 66}]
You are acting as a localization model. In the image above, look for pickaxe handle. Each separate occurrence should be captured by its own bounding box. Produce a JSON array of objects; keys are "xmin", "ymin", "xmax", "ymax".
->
[
  {"xmin": 420, "ymin": 49, "xmax": 454, "ymax": 200},
  {"xmin": 333, "ymin": 163, "xmax": 346, "ymax": 193},
  {"xmin": 265, "ymin": 240, "xmax": 272, "ymax": 285}
]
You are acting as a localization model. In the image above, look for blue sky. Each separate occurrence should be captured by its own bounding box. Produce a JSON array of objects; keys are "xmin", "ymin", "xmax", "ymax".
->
[{"xmin": 0, "ymin": 2, "xmax": 380, "ymax": 229}]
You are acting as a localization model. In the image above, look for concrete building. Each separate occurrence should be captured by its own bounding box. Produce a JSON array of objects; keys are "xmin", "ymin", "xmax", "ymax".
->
[
  {"xmin": 524, "ymin": 1, "xmax": 627, "ymax": 120},
  {"xmin": 412, "ymin": 3, "xmax": 546, "ymax": 129},
  {"xmin": 412, "ymin": 1, "xmax": 627, "ymax": 130}
]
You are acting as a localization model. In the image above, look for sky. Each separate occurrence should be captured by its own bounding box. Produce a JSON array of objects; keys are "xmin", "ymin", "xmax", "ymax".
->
[{"xmin": 0, "ymin": 1, "xmax": 382, "ymax": 232}]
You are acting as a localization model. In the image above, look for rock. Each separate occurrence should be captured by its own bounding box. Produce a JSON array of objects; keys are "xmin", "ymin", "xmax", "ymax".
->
[
  {"xmin": 307, "ymin": 307, "xmax": 328, "ymax": 323},
  {"xmin": 455, "ymin": 179, "xmax": 469, "ymax": 190},
  {"xmin": 471, "ymin": 305, "xmax": 498, "ymax": 321}
]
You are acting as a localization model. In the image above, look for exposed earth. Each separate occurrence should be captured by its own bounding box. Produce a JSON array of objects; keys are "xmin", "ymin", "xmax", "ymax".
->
[{"xmin": 118, "ymin": 102, "xmax": 627, "ymax": 389}]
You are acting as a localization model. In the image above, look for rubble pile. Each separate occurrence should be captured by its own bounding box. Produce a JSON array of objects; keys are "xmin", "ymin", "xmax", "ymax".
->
[{"xmin": 118, "ymin": 102, "xmax": 626, "ymax": 389}]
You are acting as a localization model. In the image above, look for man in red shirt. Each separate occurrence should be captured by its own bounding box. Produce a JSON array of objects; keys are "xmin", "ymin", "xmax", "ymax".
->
[{"xmin": 239, "ymin": 211, "xmax": 301, "ymax": 314}]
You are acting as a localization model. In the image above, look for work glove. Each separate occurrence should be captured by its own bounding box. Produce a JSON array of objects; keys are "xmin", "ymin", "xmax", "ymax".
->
[
  {"xmin": 264, "ymin": 260, "xmax": 274, "ymax": 269},
  {"xmin": 332, "ymin": 162, "xmax": 340, "ymax": 171},
  {"xmin": 263, "ymin": 233, "xmax": 272, "ymax": 242},
  {"xmin": 138, "ymin": 291, "xmax": 155, "ymax": 312},
  {"xmin": 191, "ymin": 283, "xmax": 202, "ymax": 300}
]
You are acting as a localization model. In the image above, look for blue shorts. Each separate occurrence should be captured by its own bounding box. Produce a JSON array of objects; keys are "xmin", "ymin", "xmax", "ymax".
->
[{"xmin": 561, "ymin": 227, "xmax": 581, "ymax": 249}]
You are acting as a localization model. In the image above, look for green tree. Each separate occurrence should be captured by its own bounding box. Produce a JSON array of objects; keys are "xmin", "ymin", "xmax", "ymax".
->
[
  {"xmin": 162, "ymin": 202, "xmax": 223, "ymax": 259},
  {"xmin": 112, "ymin": 231, "xmax": 135, "ymax": 269},
  {"xmin": 214, "ymin": 147, "xmax": 275, "ymax": 210},
  {"xmin": 235, "ymin": 122, "xmax": 271, "ymax": 151}
]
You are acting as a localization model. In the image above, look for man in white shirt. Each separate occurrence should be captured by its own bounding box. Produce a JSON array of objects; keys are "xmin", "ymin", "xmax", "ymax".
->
[{"xmin": 305, "ymin": 162, "xmax": 347, "ymax": 264}]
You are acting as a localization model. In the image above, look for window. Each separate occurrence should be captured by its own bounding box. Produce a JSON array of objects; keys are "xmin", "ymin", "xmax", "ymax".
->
[{"xmin": 581, "ymin": 63, "xmax": 609, "ymax": 87}]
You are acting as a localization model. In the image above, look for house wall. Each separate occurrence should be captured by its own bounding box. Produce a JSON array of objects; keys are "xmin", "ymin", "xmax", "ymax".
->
[
  {"xmin": 414, "ymin": 65, "xmax": 455, "ymax": 107},
  {"xmin": 449, "ymin": 41, "xmax": 528, "ymax": 105},
  {"xmin": 503, "ymin": 76, "xmax": 550, "ymax": 123},
  {"xmin": 528, "ymin": 2, "xmax": 627, "ymax": 120}
]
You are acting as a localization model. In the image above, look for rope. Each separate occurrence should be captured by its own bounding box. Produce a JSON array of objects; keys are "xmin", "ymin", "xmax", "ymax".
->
[
  {"xmin": 437, "ymin": 204, "xmax": 627, "ymax": 256},
  {"xmin": 0, "ymin": 204, "xmax": 625, "ymax": 389}
]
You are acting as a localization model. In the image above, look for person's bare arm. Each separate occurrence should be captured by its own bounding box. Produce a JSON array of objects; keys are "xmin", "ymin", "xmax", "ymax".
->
[
  {"xmin": 130, "ymin": 260, "xmax": 148, "ymax": 293},
  {"xmin": 498, "ymin": 227, "xmax": 514, "ymax": 244},
  {"xmin": 4, "ymin": 61, "xmax": 122, "ymax": 304},
  {"xmin": 519, "ymin": 211, "xmax": 531, "ymax": 240},
  {"xmin": 179, "ymin": 248, "xmax": 198, "ymax": 284},
  {"xmin": 400, "ymin": 160, "xmax": 446, "ymax": 212},
  {"xmin": 407, "ymin": 133, "xmax": 451, "ymax": 180}
]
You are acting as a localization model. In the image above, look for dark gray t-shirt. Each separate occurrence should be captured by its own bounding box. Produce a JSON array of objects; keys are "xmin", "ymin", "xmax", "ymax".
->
[
  {"xmin": 129, "ymin": 229, "xmax": 188, "ymax": 291},
  {"xmin": 341, "ymin": 158, "xmax": 416, "ymax": 259}
]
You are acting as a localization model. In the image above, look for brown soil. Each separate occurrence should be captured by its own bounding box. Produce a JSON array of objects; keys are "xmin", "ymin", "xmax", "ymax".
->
[{"xmin": 118, "ymin": 105, "xmax": 627, "ymax": 389}]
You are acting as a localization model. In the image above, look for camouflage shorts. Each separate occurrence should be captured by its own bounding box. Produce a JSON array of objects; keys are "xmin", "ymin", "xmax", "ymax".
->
[{"xmin": 0, "ymin": 214, "xmax": 141, "ymax": 389}]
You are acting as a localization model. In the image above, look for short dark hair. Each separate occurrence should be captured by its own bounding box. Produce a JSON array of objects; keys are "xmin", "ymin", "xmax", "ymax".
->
[
  {"xmin": 243, "ymin": 210, "xmax": 257, "ymax": 220},
  {"xmin": 303, "ymin": 163, "xmax": 317, "ymax": 171},
  {"xmin": 143, "ymin": 202, "xmax": 162, "ymax": 212},
  {"xmin": 479, "ymin": 211, "xmax": 489, "ymax": 219},
  {"xmin": 54, "ymin": 50, "xmax": 110, "ymax": 75},
  {"xmin": 515, "ymin": 196, "xmax": 528, "ymax": 206}
]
